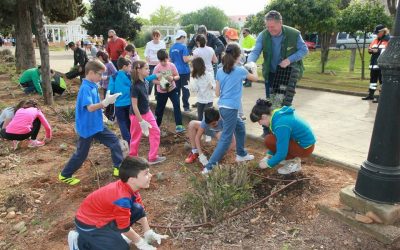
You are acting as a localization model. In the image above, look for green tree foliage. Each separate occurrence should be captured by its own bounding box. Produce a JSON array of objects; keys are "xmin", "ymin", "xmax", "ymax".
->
[
  {"xmin": 339, "ymin": 0, "xmax": 392, "ymax": 79},
  {"xmin": 244, "ymin": 12, "xmax": 265, "ymax": 34},
  {"xmin": 42, "ymin": 0, "xmax": 86, "ymax": 22},
  {"xmin": 180, "ymin": 6, "xmax": 229, "ymax": 31},
  {"xmin": 149, "ymin": 5, "xmax": 180, "ymax": 25},
  {"xmin": 83, "ymin": 0, "xmax": 142, "ymax": 41}
]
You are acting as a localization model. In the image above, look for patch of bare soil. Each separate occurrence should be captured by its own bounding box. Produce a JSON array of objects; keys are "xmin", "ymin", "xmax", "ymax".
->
[{"xmin": 0, "ymin": 66, "xmax": 395, "ymax": 250}]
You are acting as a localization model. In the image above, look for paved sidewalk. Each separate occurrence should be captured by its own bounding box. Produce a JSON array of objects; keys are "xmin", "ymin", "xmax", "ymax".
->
[{"xmin": 24, "ymin": 48, "xmax": 377, "ymax": 168}]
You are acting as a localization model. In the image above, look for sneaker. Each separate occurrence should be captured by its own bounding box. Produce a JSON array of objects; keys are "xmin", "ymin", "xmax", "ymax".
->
[
  {"xmin": 175, "ymin": 125, "xmax": 185, "ymax": 133},
  {"xmin": 185, "ymin": 152, "xmax": 199, "ymax": 163},
  {"xmin": 149, "ymin": 156, "xmax": 166, "ymax": 165},
  {"xmin": 12, "ymin": 140, "xmax": 20, "ymax": 150},
  {"xmin": 201, "ymin": 168, "xmax": 211, "ymax": 175},
  {"xmin": 28, "ymin": 139, "xmax": 45, "ymax": 148},
  {"xmin": 68, "ymin": 230, "xmax": 79, "ymax": 250},
  {"xmin": 361, "ymin": 95, "xmax": 374, "ymax": 100},
  {"xmin": 235, "ymin": 154, "xmax": 255, "ymax": 162},
  {"xmin": 58, "ymin": 173, "xmax": 80, "ymax": 185},
  {"xmin": 277, "ymin": 158, "xmax": 302, "ymax": 175},
  {"xmin": 184, "ymin": 108, "xmax": 192, "ymax": 112},
  {"xmin": 113, "ymin": 167, "xmax": 119, "ymax": 177}
]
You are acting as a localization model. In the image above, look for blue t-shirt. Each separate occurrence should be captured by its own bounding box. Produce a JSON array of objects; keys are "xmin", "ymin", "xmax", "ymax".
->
[
  {"xmin": 216, "ymin": 66, "xmax": 248, "ymax": 109},
  {"xmin": 200, "ymin": 118, "xmax": 223, "ymax": 137},
  {"xmin": 169, "ymin": 42, "xmax": 190, "ymax": 74},
  {"xmin": 75, "ymin": 79, "xmax": 103, "ymax": 138},
  {"xmin": 107, "ymin": 71, "xmax": 132, "ymax": 107}
]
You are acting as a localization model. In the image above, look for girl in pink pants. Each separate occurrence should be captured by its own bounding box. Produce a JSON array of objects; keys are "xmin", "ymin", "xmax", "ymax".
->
[{"xmin": 129, "ymin": 60, "xmax": 166, "ymax": 165}]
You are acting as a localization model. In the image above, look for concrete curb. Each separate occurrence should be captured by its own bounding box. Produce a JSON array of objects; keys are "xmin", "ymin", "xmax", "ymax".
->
[{"xmin": 152, "ymin": 101, "xmax": 360, "ymax": 173}]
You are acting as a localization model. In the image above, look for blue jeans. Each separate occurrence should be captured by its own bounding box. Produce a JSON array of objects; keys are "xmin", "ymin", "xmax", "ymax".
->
[
  {"xmin": 175, "ymin": 73, "xmax": 190, "ymax": 109},
  {"xmin": 148, "ymin": 65, "xmax": 156, "ymax": 96},
  {"xmin": 61, "ymin": 127, "xmax": 123, "ymax": 177},
  {"xmin": 206, "ymin": 107, "xmax": 247, "ymax": 170},
  {"xmin": 20, "ymin": 81, "xmax": 37, "ymax": 94},
  {"xmin": 155, "ymin": 88, "xmax": 183, "ymax": 127},
  {"xmin": 115, "ymin": 105, "xmax": 131, "ymax": 144}
]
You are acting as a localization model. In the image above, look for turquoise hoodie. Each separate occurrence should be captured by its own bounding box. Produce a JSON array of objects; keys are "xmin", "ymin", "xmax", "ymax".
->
[
  {"xmin": 107, "ymin": 70, "xmax": 132, "ymax": 107},
  {"xmin": 267, "ymin": 106, "xmax": 316, "ymax": 167}
]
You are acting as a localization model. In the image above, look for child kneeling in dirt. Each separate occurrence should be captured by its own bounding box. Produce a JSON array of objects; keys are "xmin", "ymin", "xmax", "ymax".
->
[
  {"xmin": 59, "ymin": 60, "xmax": 124, "ymax": 185},
  {"xmin": 67, "ymin": 157, "xmax": 168, "ymax": 250},
  {"xmin": 250, "ymin": 99, "xmax": 316, "ymax": 175},
  {"xmin": 185, "ymin": 107, "xmax": 236, "ymax": 165}
]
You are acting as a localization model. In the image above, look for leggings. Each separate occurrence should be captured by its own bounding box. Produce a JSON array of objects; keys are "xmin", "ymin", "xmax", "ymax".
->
[{"xmin": 0, "ymin": 118, "xmax": 41, "ymax": 141}]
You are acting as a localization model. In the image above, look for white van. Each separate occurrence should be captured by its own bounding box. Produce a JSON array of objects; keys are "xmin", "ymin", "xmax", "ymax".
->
[{"xmin": 336, "ymin": 32, "xmax": 376, "ymax": 49}]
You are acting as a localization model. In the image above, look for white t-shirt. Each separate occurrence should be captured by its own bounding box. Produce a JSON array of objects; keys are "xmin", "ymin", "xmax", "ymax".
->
[
  {"xmin": 189, "ymin": 71, "xmax": 215, "ymax": 104},
  {"xmin": 144, "ymin": 40, "xmax": 166, "ymax": 66},
  {"xmin": 193, "ymin": 46, "xmax": 216, "ymax": 73},
  {"xmin": 0, "ymin": 107, "xmax": 15, "ymax": 127}
]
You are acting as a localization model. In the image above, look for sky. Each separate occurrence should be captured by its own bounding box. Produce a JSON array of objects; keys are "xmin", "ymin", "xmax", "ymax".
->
[{"xmin": 136, "ymin": 0, "xmax": 268, "ymax": 19}]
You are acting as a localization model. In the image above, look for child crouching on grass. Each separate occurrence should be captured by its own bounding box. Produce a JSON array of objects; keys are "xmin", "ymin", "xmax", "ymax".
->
[
  {"xmin": 67, "ymin": 157, "xmax": 168, "ymax": 250},
  {"xmin": 59, "ymin": 60, "xmax": 124, "ymax": 185},
  {"xmin": 185, "ymin": 107, "xmax": 235, "ymax": 165},
  {"xmin": 129, "ymin": 60, "xmax": 166, "ymax": 165}
]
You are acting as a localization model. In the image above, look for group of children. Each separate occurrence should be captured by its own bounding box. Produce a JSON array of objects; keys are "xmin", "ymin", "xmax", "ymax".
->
[{"xmin": 0, "ymin": 28, "xmax": 318, "ymax": 249}]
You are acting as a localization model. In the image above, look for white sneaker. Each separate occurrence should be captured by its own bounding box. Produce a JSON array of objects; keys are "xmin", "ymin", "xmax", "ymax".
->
[
  {"xmin": 277, "ymin": 158, "xmax": 301, "ymax": 175},
  {"xmin": 235, "ymin": 154, "xmax": 255, "ymax": 162},
  {"xmin": 201, "ymin": 168, "xmax": 211, "ymax": 175},
  {"xmin": 68, "ymin": 230, "xmax": 79, "ymax": 250}
]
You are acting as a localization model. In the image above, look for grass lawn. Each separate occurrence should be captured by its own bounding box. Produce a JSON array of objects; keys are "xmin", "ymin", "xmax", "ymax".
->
[{"xmin": 136, "ymin": 47, "xmax": 371, "ymax": 94}]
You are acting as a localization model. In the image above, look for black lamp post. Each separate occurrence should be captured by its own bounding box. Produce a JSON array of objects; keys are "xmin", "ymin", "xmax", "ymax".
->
[{"xmin": 354, "ymin": 2, "xmax": 400, "ymax": 204}]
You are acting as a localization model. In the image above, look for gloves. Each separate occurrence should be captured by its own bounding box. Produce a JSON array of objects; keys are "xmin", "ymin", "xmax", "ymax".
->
[
  {"xmin": 101, "ymin": 90, "xmax": 122, "ymax": 107},
  {"xmin": 144, "ymin": 229, "xmax": 169, "ymax": 245},
  {"xmin": 199, "ymin": 154, "xmax": 209, "ymax": 166},
  {"xmin": 160, "ymin": 77, "xmax": 170, "ymax": 90},
  {"xmin": 139, "ymin": 120, "xmax": 152, "ymax": 137},
  {"xmin": 135, "ymin": 238, "xmax": 156, "ymax": 250},
  {"xmin": 244, "ymin": 62, "xmax": 257, "ymax": 73},
  {"xmin": 259, "ymin": 156, "xmax": 272, "ymax": 169}
]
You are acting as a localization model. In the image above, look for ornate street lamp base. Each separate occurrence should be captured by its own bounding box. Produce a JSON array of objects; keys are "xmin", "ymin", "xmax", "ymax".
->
[{"xmin": 355, "ymin": 161, "xmax": 400, "ymax": 204}]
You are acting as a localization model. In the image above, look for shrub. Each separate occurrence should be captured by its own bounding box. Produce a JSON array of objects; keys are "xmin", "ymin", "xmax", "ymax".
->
[{"xmin": 182, "ymin": 164, "xmax": 256, "ymax": 223}]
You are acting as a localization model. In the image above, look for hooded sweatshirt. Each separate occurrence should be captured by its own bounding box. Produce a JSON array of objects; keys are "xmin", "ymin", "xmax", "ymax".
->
[{"xmin": 267, "ymin": 106, "xmax": 316, "ymax": 167}]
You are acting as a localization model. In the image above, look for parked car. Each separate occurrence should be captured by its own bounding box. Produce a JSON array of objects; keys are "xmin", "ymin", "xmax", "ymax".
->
[
  {"xmin": 336, "ymin": 32, "xmax": 376, "ymax": 49},
  {"xmin": 304, "ymin": 33, "xmax": 318, "ymax": 50}
]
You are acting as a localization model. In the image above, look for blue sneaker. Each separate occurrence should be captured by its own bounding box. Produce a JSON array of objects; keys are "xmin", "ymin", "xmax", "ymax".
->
[{"xmin": 175, "ymin": 125, "xmax": 185, "ymax": 133}]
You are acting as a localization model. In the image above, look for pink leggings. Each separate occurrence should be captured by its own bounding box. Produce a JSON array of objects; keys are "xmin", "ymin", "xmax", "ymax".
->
[{"xmin": 129, "ymin": 111, "xmax": 160, "ymax": 161}]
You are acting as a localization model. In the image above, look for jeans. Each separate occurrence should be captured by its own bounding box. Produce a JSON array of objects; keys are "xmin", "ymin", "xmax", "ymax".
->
[
  {"xmin": 148, "ymin": 65, "xmax": 157, "ymax": 96},
  {"xmin": 205, "ymin": 107, "xmax": 247, "ymax": 170},
  {"xmin": 129, "ymin": 111, "xmax": 160, "ymax": 161},
  {"xmin": 263, "ymin": 72, "xmax": 276, "ymax": 135},
  {"xmin": 20, "ymin": 81, "xmax": 37, "ymax": 94},
  {"xmin": 0, "ymin": 118, "xmax": 41, "ymax": 140},
  {"xmin": 115, "ymin": 105, "xmax": 131, "ymax": 144},
  {"xmin": 61, "ymin": 127, "xmax": 123, "ymax": 177},
  {"xmin": 197, "ymin": 102, "xmax": 213, "ymax": 121},
  {"xmin": 175, "ymin": 73, "xmax": 190, "ymax": 109},
  {"xmin": 155, "ymin": 89, "xmax": 183, "ymax": 127}
]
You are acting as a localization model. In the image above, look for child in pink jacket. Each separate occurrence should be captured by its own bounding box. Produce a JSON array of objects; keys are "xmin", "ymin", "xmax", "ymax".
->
[{"xmin": 0, "ymin": 99, "xmax": 52, "ymax": 149}]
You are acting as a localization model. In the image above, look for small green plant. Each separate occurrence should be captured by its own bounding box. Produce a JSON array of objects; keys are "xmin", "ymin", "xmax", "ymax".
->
[
  {"xmin": 59, "ymin": 106, "xmax": 75, "ymax": 122},
  {"xmin": 182, "ymin": 164, "xmax": 256, "ymax": 223}
]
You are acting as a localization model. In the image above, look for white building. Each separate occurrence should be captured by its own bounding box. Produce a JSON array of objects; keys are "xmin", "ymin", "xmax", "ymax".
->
[{"xmin": 44, "ymin": 18, "xmax": 88, "ymax": 44}]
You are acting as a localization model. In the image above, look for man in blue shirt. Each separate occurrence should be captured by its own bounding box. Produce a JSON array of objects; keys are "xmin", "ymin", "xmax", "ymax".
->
[
  {"xmin": 59, "ymin": 60, "xmax": 123, "ymax": 185},
  {"xmin": 169, "ymin": 30, "xmax": 192, "ymax": 112}
]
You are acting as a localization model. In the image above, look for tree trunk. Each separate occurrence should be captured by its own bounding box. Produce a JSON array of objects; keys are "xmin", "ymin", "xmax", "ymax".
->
[
  {"xmin": 15, "ymin": 0, "xmax": 36, "ymax": 71},
  {"xmin": 387, "ymin": 0, "xmax": 397, "ymax": 16},
  {"xmin": 31, "ymin": 0, "xmax": 53, "ymax": 105},
  {"xmin": 349, "ymin": 49, "xmax": 356, "ymax": 72},
  {"xmin": 320, "ymin": 32, "xmax": 331, "ymax": 73}
]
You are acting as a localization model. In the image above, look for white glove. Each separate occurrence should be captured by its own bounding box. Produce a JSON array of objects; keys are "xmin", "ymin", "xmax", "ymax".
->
[
  {"xmin": 259, "ymin": 156, "xmax": 272, "ymax": 169},
  {"xmin": 101, "ymin": 90, "xmax": 122, "ymax": 107},
  {"xmin": 244, "ymin": 62, "xmax": 257, "ymax": 73},
  {"xmin": 199, "ymin": 154, "xmax": 209, "ymax": 166},
  {"xmin": 139, "ymin": 120, "xmax": 152, "ymax": 137},
  {"xmin": 135, "ymin": 238, "xmax": 156, "ymax": 250},
  {"xmin": 144, "ymin": 229, "xmax": 169, "ymax": 245}
]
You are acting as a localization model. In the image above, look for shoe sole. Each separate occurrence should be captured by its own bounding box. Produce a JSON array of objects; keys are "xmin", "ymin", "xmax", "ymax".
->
[{"xmin": 148, "ymin": 158, "xmax": 166, "ymax": 165}]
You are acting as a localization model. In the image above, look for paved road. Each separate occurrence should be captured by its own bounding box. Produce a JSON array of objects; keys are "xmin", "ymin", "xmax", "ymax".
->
[{"xmin": 11, "ymin": 48, "xmax": 376, "ymax": 168}]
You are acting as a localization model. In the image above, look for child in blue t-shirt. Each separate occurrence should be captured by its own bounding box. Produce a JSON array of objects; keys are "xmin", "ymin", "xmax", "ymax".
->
[
  {"xmin": 202, "ymin": 43, "xmax": 258, "ymax": 174},
  {"xmin": 108, "ymin": 57, "xmax": 133, "ymax": 144},
  {"xmin": 169, "ymin": 30, "xmax": 191, "ymax": 112},
  {"xmin": 59, "ymin": 60, "xmax": 123, "ymax": 185}
]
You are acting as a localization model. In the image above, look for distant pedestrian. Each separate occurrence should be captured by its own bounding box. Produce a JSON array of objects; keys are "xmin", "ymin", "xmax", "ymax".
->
[
  {"xmin": 192, "ymin": 34, "xmax": 218, "ymax": 75},
  {"xmin": 144, "ymin": 30, "xmax": 166, "ymax": 96},
  {"xmin": 68, "ymin": 41, "xmax": 89, "ymax": 83},
  {"xmin": 106, "ymin": 30, "xmax": 128, "ymax": 68}
]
